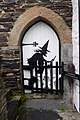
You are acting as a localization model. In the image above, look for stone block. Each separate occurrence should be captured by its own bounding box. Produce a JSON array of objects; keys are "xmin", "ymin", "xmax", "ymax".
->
[
  {"xmin": 0, "ymin": 33, "xmax": 7, "ymax": 42},
  {"xmin": 0, "ymin": 42, "xmax": 8, "ymax": 47},
  {"xmin": 4, "ymin": 7, "xmax": 15, "ymax": 12},
  {"xmin": 16, "ymin": 8, "xmax": 25, "ymax": 12},
  {"xmin": 3, "ymin": 0, "xmax": 15, "ymax": 4},
  {"xmin": 5, "ymin": 82, "xmax": 18, "ymax": 88},
  {"xmin": 1, "ymin": 22, "xmax": 13, "ymax": 29},
  {"xmin": 61, "ymin": 44, "xmax": 73, "ymax": 71},
  {"xmin": 0, "ymin": 28, "xmax": 10, "ymax": 32},
  {"xmin": 6, "ymin": 73, "xmax": 14, "ymax": 77},
  {"xmin": 2, "ymin": 60, "xmax": 20, "ymax": 69},
  {"xmin": 0, "ymin": 17, "xmax": 14, "ymax": 22}
]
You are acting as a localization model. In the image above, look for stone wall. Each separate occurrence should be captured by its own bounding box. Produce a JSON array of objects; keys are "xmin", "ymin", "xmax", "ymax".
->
[
  {"xmin": 0, "ymin": 0, "xmax": 72, "ymax": 90},
  {"xmin": 0, "ymin": 55, "xmax": 8, "ymax": 120},
  {"xmin": 0, "ymin": 1, "xmax": 73, "ymax": 118}
]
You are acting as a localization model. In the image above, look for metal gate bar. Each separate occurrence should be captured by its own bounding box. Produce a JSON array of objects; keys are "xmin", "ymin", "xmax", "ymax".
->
[
  {"xmin": 56, "ymin": 62, "xmax": 58, "ymax": 95},
  {"xmin": 23, "ymin": 61, "xmax": 64, "ymax": 95}
]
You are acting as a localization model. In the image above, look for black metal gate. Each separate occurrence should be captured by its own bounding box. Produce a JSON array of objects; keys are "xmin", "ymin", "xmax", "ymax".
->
[{"xmin": 23, "ymin": 61, "xmax": 64, "ymax": 95}]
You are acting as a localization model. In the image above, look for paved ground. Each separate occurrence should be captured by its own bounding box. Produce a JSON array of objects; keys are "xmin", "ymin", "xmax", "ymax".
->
[
  {"xmin": 18, "ymin": 109, "xmax": 63, "ymax": 120},
  {"xmin": 17, "ymin": 77, "xmax": 80, "ymax": 120},
  {"xmin": 17, "ymin": 93, "xmax": 80, "ymax": 120},
  {"xmin": 24, "ymin": 98, "xmax": 62, "ymax": 110}
]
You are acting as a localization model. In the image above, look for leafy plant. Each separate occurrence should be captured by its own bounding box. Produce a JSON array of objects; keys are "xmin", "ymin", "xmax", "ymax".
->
[
  {"xmin": 20, "ymin": 94, "xmax": 26, "ymax": 104},
  {"xmin": 60, "ymin": 104, "xmax": 67, "ymax": 112},
  {"xmin": 17, "ymin": 94, "xmax": 27, "ymax": 115}
]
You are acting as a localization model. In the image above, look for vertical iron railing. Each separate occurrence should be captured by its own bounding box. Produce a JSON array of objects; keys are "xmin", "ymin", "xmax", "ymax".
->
[
  {"xmin": 35, "ymin": 61, "xmax": 38, "ymax": 92},
  {"xmin": 50, "ymin": 61, "xmax": 53, "ymax": 93},
  {"xmin": 40, "ymin": 73, "xmax": 43, "ymax": 91},
  {"xmin": 45, "ymin": 61, "xmax": 48, "ymax": 90},
  {"xmin": 30, "ymin": 68, "xmax": 33, "ymax": 92},
  {"xmin": 56, "ymin": 62, "xmax": 58, "ymax": 95},
  {"xmin": 23, "ymin": 61, "xmax": 64, "ymax": 95}
]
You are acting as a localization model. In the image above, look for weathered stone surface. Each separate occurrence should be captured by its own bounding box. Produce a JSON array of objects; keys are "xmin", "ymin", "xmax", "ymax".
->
[
  {"xmin": 0, "ymin": 17, "xmax": 14, "ymax": 22},
  {"xmin": 0, "ymin": 42, "xmax": 8, "ymax": 46},
  {"xmin": 0, "ymin": 0, "xmax": 73, "ymax": 118},
  {"xmin": 0, "ymin": 22, "xmax": 13, "ymax": 30},
  {"xmin": 16, "ymin": 7, "xmax": 25, "ymax": 12},
  {"xmin": 0, "ymin": 56, "xmax": 8, "ymax": 120},
  {"xmin": 1, "ymin": 58, "xmax": 20, "ymax": 89},
  {"xmin": 0, "ymin": 33, "xmax": 7, "ymax": 42},
  {"xmin": 0, "ymin": 0, "xmax": 72, "ymax": 90},
  {"xmin": 61, "ymin": 44, "xmax": 73, "ymax": 71},
  {"xmin": 2, "ymin": 48, "xmax": 20, "ymax": 58},
  {"xmin": 6, "ymin": 73, "xmax": 14, "ymax": 76},
  {"xmin": 9, "ymin": 6, "xmax": 72, "ymax": 46},
  {"xmin": 3, "ymin": 0, "xmax": 15, "ymax": 4}
]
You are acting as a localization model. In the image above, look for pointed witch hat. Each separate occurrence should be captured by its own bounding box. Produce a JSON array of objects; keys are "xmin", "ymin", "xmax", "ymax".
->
[{"xmin": 39, "ymin": 40, "xmax": 50, "ymax": 57}]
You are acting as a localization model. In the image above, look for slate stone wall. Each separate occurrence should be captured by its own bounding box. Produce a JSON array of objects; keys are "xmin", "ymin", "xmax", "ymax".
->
[
  {"xmin": 2, "ymin": 47, "xmax": 20, "ymax": 89},
  {"xmin": 0, "ymin": 0, "xmax": 72, "ymax": 118},
  {"xmin": 0, "ymin": 55, "xmax": 8, "ymax": 120},
  {"xmin": 0, "ymin": 0, "xmax": 72, "ymax": 89}
]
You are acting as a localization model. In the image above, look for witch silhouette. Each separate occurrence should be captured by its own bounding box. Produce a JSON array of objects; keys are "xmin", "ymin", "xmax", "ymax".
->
[
  {"xmin": 27, "ymin": 40, "xmax": 56, "ymax": 87},
  {"xmin": 28, "ymin": 40, "xmax": 50, "ymax": 73}
]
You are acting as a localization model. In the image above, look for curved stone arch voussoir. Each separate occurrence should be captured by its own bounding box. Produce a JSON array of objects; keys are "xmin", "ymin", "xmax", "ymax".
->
[{"xmin": 9, "ymin": 6, "xmax": 72, "ymax": 46}]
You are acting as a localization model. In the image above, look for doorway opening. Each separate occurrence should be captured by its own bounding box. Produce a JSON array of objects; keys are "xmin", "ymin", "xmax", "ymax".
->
[{"xmin": 21, "ymin": 21, "xmax": 63, "ymax": 94}]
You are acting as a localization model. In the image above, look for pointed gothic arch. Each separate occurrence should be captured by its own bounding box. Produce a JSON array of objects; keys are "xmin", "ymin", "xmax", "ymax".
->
[
  {"xmin": 8, "ymin": 6, "xmax": 72, "ymax": 93},
  {"xmin": 9, "ymin": 6, "xmax": 72, "ymax": 46}
]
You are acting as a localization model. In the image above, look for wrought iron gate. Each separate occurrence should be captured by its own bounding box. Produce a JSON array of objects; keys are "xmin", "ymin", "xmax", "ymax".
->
[{"xmin": 23, "ymin": 61, "xmax": 64, "ymax": 95}]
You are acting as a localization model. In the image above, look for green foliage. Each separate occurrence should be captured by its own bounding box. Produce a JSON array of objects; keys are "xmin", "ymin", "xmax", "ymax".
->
[
  {"xmin": 60, "ymin": 104, "xmax": 67, "ymax": 112},
  {"xmin": 9, "ymin": 94, "xmax": 26, "ymax": 120},
  {"xmin": 17, "ymin": 94, "xmax": 27, "ymax": 114},
  {"xmin": 20, "ymin": 94, "xmax": 26, "ymax": 104},
  {"xmin": 18, "ymin": 106, "xmax": 23, "ymax": 114}
]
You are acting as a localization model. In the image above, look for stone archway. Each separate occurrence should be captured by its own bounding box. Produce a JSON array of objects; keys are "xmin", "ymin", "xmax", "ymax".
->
[
  {"xmin": 8, "ymin": 6, "xmax": 72, "ymax": 93},
  {"xmin": 9, "ymin": 6, "xmax": 72, "ymax": 46}
]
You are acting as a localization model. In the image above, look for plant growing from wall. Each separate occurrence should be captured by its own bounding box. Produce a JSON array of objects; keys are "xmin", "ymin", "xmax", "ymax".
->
[{"xmin": 16, "ymin": 94, "xmax": 27, "ymax": 119}]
